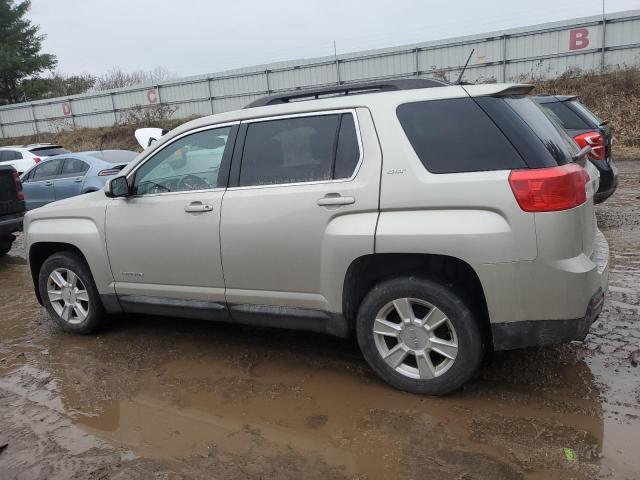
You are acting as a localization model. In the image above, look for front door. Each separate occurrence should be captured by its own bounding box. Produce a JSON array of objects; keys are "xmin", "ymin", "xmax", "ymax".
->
[
  {"xmin": 23, "ymin": 158, "xmax": 63, "ymax": 209},
  {"xmin": 105, "ymin": 124, "xmax": 237, "ymax": 317},
  {"xmin": 54, "ymin": 157, "xmax": 90, "ymax": 200}
]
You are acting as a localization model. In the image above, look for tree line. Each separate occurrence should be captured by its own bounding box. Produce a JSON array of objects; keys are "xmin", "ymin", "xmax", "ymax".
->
[{"xmin": 0, "ymin": 0, "xmax": 175, "ymax": 105}]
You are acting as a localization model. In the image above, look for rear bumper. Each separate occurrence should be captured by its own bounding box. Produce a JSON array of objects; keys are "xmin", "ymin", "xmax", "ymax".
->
[
  {"xmin": 0, "ymin": 212, "xmax": 24, "ymax": 237},
  {"xmin": 491, "ymin": 288, "xmax": 605, "ymax": 350},
  {"xmin": 594, "ymin": 161, "xmax": 618, "ymax": 204}
]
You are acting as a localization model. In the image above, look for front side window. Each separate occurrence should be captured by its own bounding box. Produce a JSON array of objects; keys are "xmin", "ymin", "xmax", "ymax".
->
[
  {"xmin": 239, "ymin": 112, "xmax": 360, "ymax": 187},
  {"xmin": 133, "ymin": 127, "xmax": 231, "ymax": 195},
  {"xmin": 32, "ymin": 159, "xmax": 63, "ymax": 180}
]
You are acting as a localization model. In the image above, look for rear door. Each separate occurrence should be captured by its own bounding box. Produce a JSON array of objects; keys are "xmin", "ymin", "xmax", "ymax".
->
[
  {"xmin": 22, "ymin": 159, "xmax": 63, "ymax": 209},
  {"xmin": 53, "ymin": 157, "xmax": 90, "ymax": 200},
  {"xmin": 220, "ymin": 109, "xmax": 380, "ymax": 315}
]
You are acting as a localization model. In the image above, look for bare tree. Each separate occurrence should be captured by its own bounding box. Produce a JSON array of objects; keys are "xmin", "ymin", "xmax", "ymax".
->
[{"xmin": 94, "ymin": 66, "xmax": 177, "ymax": 91}]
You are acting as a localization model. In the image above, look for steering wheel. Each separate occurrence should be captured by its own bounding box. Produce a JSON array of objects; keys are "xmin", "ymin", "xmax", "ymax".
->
[{"xmin": 177, "ymin": 174, "xmax": 211, "ymax": 191}]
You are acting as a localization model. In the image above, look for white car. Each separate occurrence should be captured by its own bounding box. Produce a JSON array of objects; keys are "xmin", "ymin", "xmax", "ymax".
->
[{"xmin": 0, "ymin": 144, "xmax": 70, "ymax": 175}]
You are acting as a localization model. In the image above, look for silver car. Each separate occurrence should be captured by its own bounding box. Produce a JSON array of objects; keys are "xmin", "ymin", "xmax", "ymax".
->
[
  {"xmin": 23, "ymin": 79, "xmax": 609, "ymax": 395},
  {"xmin": 20, "ymin": 150, "xmax": 137, "ymax": 209}
]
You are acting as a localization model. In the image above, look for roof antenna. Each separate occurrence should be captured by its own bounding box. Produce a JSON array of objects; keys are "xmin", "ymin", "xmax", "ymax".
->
[{"xmin": 455, "ymin": 48, "xmax": 475, "ymax": 84}]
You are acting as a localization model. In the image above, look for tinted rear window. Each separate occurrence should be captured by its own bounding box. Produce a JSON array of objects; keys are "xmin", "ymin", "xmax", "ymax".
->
[
  {"xmin": 569, "ymin": 100, "xmax": 604, "ymax": 127},
  {"xmin": 29, "ymin": 146, "xmax": 70, "ymax": 156},
  {"xmin": 396, "ymin": 98, "xmax": 526, "ymax": 174},
  {"xmin": 539, "ymin": 101, "xmax": 590, "ymax": 130}
]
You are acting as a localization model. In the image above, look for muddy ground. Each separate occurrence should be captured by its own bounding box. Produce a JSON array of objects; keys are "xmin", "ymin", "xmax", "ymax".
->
[{"xmin": 1, "ymin": 162, "xmax": 639, "ymax": 480}]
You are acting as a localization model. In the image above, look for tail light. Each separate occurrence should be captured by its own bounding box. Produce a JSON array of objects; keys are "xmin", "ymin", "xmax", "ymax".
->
[
  {"xmin": 508, "ymin": 164, "xmax": 589, "ymax": 212},
  {"xmin": 32, "ymin": 156, "xmax": 41, "ymax": 164},
  {"xmin": 98, "ymin": 168, "xmax": 122, "ymax": 176},
  {"xmin": 574, "ymin": 132, "xmax": 605, "ymax": 161},
  {"xmin": 12, "ymin": 172, "xmax": 24, "ymax": 201}
]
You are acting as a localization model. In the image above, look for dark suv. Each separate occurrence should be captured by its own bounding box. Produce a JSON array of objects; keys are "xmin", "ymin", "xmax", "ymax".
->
[
  {"xmin": 0, "ymin": 165, "xmax": 25, "ymax": 255},
  {"xmin": 533, "ymin": 95, "xmax": 618, "ymax": 203}
]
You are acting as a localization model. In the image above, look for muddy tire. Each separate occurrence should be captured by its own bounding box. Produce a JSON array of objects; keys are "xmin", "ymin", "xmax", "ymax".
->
[
  {"xmin": 38, "ymin": 251, "xmax": 105, "ymax": 334},
  {"xmin": 0, "ymin": 235, "xmax": 15, "ymax": 256},
  {"xmin": 356, "ymin": 277, "xmax": 485, "ymax": 395}
]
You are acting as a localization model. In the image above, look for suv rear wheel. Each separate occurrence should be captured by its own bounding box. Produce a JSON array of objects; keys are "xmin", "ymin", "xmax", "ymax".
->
[
  {"xmin": 38, "ymin": 251, "xmax": 105, "ymax": 334},
  {"xmin": 356, "ymin": 277, "xmax": 484, "ymax": 395}
]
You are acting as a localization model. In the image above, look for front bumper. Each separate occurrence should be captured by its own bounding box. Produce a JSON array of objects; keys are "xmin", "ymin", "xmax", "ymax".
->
[
  {"xmin": 0, "ymin": 212, "xmax": 24, "ymax": 237},
  {"xmin": 491, "ymin": 288, "xmax": 605, "ymax": 350}
]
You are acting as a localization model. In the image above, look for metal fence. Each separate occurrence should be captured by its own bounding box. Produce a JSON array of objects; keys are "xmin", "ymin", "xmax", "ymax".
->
[{"xmin": 1, "ymin": 9, "xmax": 639, "ymax": 139}]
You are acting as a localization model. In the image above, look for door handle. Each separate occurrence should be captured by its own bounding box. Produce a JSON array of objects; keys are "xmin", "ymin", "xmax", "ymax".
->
[
  {"xmin": 45, "ymin": 180, "xmax": 53, "ymax": 186},
  {"xmin": 317, "ymin": 194, "xmax": 355, "ymax": 206},
  {"xmin": 184, "ymin": 201, "xmax": 213, "ymax": 213},
  {"xmin": 74, "ymin": 177, "xmax": 83, "ymax": 183}
]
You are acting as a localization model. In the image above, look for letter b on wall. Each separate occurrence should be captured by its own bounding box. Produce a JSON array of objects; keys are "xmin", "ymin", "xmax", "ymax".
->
[{"xmin": 569, "ymin": 28, "xmax": 590, "ymax": 50}]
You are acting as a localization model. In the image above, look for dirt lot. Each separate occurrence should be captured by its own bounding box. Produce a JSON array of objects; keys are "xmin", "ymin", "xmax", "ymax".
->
[{"xmin": 1, "ymin": 161, "xmax": 639, "ymax": 480}]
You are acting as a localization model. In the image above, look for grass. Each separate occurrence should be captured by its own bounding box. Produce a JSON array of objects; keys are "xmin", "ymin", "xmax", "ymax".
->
[{"xmin": 1, "ymin": 68, "xmax": 639, "ymax": 158}]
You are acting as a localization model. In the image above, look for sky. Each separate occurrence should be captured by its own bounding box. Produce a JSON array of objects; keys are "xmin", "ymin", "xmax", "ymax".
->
[{"xmin": 27, "ymin": 0, "xmax": 640, "ymax": 78}]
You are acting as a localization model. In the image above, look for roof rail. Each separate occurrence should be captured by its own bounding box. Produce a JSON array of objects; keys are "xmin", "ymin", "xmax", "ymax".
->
[{"xmin": 244, "ymin": 78, "xmax": 450, "ymax": 108}]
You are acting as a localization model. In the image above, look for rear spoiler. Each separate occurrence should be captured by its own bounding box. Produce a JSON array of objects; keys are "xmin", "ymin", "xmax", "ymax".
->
[{"xmin": 493, "ymin": 85, "xmax": 534, "ymax": 96}]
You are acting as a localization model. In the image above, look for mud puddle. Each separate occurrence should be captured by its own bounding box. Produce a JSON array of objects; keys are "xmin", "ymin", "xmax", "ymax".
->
[{"xmin": 1, "ymin": 161, "xmax": 640, "ymax": 479}]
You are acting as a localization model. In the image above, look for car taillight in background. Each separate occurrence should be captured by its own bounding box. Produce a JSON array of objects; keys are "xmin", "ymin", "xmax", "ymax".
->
[
  {"xmin": 98, "ymin": 168, "xmax": 123, "ymax": 176},
  {"xmin": 574, "ymin": 132, "xmax": 605, "ymax": 161},
  {"xmin": 32, "ymin": 156, "xmax": 41, "ymax": 164},
  {"xmin": 12, "ymin": 171, "xmax": 24, "ymax": 201},
  {"xmin": 508, "ymin": 163, "xmax": 589, "ymax": 212}
]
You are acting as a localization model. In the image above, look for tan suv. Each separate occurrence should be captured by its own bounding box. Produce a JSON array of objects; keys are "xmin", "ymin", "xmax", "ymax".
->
[{"xmin": 23, "ymin": 79, "xmax": 609, "ymax": 395}]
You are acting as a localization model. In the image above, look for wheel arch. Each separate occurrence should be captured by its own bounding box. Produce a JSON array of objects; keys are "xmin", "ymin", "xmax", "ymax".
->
[
  {"xmin": 29, "ymin": 242, "xmax": 89, "ymax": 305},
  {"xmin": 342, "ymin": 253, "xmax": 491, "ymax": 340}
]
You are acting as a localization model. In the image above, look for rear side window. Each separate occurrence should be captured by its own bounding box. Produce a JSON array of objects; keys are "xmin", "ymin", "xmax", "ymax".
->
[
  {"xmin": 239, "ymin": 112, "xmax": 360, "ymax": 187},
  {"xmin": 569, "ymin": 100, "xmax": 603, "ymax": 127},
  {"xmin": 61, "ymin": 158, "xmax": 90, "ymax": 177},
  {"xmin": 397, "ymin": 98, "xmax": 526, "ymax": 174},
  {"xmin": 0, "ymin": 150, "xmax": 22, "ymax": 161},
  {"xmin": 539, "ymin": 101, "xmax": 590, "ymax": 130}
]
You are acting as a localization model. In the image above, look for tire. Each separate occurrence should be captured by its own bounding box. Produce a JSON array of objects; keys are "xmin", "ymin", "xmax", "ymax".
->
[
  {"xmin": 38, "ymin": 251, "xmax": 106, "ymax": 334},
  {"xmin": 0, "ymin": 235, "xmax": 15, "ymax": 256},
  {"xmin": 356, "ymin": 276, "xmax": 485, "ymax": 395}
]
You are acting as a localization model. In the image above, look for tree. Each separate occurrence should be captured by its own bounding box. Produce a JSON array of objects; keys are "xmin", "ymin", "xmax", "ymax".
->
[
  {"xmin": 94, "ymin": 66, "xmax": 176, "ymax": 91},
  {"xmin": 0, "ymin": 0, "xmax": 56, "ymax": 104},
  {"xmin": 23, "ymin": 72, "xmax": 95, "ymax": 100}
]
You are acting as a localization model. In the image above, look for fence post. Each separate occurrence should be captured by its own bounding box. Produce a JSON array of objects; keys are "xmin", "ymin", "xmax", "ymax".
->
[
  {"xmin": 502, "ymin": 35, "xmax": 508, "ymax": 82},
  {"xmin": 69, "ymin": 100, "xmax": 76, "ymax": 129},
  {"xmin": 207, "ymin": 78, "xmax": 214, "ymax": 114},
  {"xmin": 601, "ymin": 15, "xmax": 607, "ymax": 71},
  {"xmin": 415, "ymin": 47, "xmax": 420, "ymax": 76},
  {"xmin": 31, "ymin": 104, "xmax": 38, "ymax": 135},
  {"xmin": 110, "ymin": 92, "xmax": 117, "ymax": 125},
  {"xmin": 265, "ymin": 69, "xmax": 271, "ymax": 94},
  {"xmin": 0, "ymin": 119, "xmax": 4, "ymax": 139}
]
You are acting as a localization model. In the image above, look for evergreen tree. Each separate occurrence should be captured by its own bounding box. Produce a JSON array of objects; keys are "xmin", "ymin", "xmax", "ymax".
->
[{"xmin": 0, "ymin": 0, "xmax": 56, "ymax": 104}]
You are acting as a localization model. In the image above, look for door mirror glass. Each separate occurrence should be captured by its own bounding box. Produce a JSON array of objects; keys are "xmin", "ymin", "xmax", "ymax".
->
[
  {"xmin": 106, "ymin": 176, "xmax": 130, "ymax": 197},
  {"xmin": 135, "ymin": 128, "xmax": 167, "ymax": 149}
]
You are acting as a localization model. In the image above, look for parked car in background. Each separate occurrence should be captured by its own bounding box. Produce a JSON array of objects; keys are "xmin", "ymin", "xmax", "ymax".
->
[
  {"xmin": 0, "ymin": 165, "xmax": 25, "ymax": 255},
  {"xmin": 533, "ymin": 95, "xmax": 618, "ymax": 203},
  {"xmin": 20, "ymin": 150, "xmax": 137, "ymax": 210},
  {"xmin": 0, "ymin": 144, "xmax": 70, "ymax": 175},
  {"xmin": 23, "ymin": 79, "xmax": 608, "ymax": 395}
]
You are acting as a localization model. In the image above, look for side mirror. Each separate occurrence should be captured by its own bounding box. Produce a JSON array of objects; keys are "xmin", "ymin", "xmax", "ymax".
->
[{"xmin": 105, "ymin": 176, "xmax": 131, "ymax": 198}]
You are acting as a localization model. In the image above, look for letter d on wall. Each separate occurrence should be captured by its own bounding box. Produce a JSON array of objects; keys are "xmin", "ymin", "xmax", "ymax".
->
[{"xmin": 569, "ymin": 28, "xmax": 590, "ymax": 50}]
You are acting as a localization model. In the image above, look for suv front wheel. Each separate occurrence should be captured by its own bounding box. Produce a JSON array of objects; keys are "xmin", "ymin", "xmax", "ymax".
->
[
  {"xmin": 38, "ymin": 251, "xmax": 106, "ymax": 334},
  {"xmin": 356, "ymin": 277, "xmax": 485, "ymax": 395}
]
